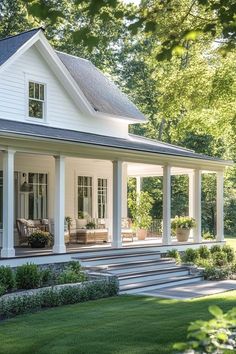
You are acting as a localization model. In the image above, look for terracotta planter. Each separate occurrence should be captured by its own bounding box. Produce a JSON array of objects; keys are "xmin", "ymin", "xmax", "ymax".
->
[
  {"xmin": 176, "ymin": 228, "xmax": 190, "ymax": 242},
  {"xmin": 137, "ymin": 229, "xmax": 147, "ymax": 240}
]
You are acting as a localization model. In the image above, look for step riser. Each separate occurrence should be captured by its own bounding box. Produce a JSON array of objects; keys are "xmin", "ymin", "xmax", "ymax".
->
[
  {"xmin": 120, "ymin": 277, "xmax": 202, "ymax": 294},
  {"xmin": 119, "ymin": 270, "xmax": 190, "ymax": 285},
  {"xmin": 80, "ymin": 254, "xmax": 161, "ymax": 266},
  {"xmin": 108, "ymin": 262, "xmax": 177, "ymax": 274},
  {"xmin": 75, "ymin": 247, "xmax": 161, "ymax": 259}
]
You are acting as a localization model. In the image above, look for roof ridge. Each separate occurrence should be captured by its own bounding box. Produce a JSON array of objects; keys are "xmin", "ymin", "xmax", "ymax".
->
[
  {"xmin": 0, "ymin": 27, "xmax": 43, "ymax": 43},
  {"xmin": 56, "ymin": 50, "xmax": 90, "ymax": 63}
]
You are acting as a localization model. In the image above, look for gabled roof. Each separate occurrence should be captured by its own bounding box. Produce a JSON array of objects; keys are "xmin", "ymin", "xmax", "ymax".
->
[
  {"xmin": 57, "ymin": 52, "xmax": 146, "ymax": 121},
  {"xmin": 0, "ymin": 28, "xmax": 146, "ymax": 122},
  {"xmin": 0, "ymin": 119, "xmax": 231, "ymax": 166},
  {"xmin": 0, "ymin": 28, "xmax": 40, "ymax": 66}
]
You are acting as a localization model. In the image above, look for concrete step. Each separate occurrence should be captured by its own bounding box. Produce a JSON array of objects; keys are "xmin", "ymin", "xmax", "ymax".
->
[
  {"xmin": 76, "ymin": 251, "xmax": 161, "ymax": 266},
  {"xmin": 119, "ymin": 275, "xmax": 202, "ymax": 294},
  {"xmin": 118, "ymin": 268, "xmax": 190, "ymax": 286},
  {"xmin": 101, "ymin": 259, "xmax": 176, "ymax": 274}
]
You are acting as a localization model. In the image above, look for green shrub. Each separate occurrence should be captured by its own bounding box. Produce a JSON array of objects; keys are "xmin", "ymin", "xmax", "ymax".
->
[
  {"xmin": 198, "ymin": 245, "xmax": 211, "ymax": 259},
  {"xmin": 40, "ymin": 269, "xmax": 53, "ymax": 286},
  {"xmin": 173, "ymin": 306, "xmax": 236, "ymax": 353},
  {"xmin": 171, "ymin": 216, "xmax": 196, "ymax": 230},
  {"xmin": 195, "ymin": 258, "xmax": 212, "ymax": 268},
  {"xmin": 0, "ymin": 266, "xmax": 15, "ymax": 290},
  {"xmin": 202, "ymin": 231, "xmax": 215, "ymax": 240},
  {"xmin": 15, "ymin": 263, "xmax": 41, "ymax": 289},
  {"xmin": 56, "ymin": 270, "xmax": 86, "ymax": 285},
  {"xmin": 166, "ymin": 249, "xmax": 181, "ymax": 263},
  {"xmin": 212, "ymin": 251, "xmax": 228, "ymax": 267},
  {"xmin": 222, "ymin": 244, "xmax": 235, "ymax": 263},
  {"xmin": 210, "ymin": 245, "xmax": 222, "ymax": 254},
  {"xmin": 203, "ymin": 265, "xmax": 231, "ymax": 280},
  {"xmin": 28, "ymin": 231, "xmax": 53, "ymax": 248},
  {"xmin": 67, "ymin": 261, "xmax": 83, "ymax": 273},
  {"xmin": 181, "ymin": 248, "xmax": 199, "ymax": 264},
  {"xmin": 0, "ymin": 285, "xmax": 6, "ymax": 296},
  {"xmin": 0, "ymin": 278, "xmax": 119, "ymax": 319}
]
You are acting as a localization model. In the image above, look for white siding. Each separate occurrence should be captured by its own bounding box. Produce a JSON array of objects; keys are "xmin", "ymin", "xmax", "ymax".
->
[{"xmin": 0, "ymin": 45, "xmax": 129, "ymax": 138}]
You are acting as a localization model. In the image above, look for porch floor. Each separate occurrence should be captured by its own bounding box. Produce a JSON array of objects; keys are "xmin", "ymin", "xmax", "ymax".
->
[{"xmin": 10, "ymin": 237, "xmax": 217, "ymax": 259}]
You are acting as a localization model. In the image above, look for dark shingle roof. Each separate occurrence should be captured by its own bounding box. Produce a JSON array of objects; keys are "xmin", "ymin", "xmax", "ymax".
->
[
  {"xmin": 0, "ymin": 28, "xmax": 40, "ymax": 66},
  {"xmin": 56, "ymin": 51, "xmax": 146, "ymax": 121},
  {"xmin": 0, "ymin": 119, "xmax": 228, "ymax": 164},
  {"xmin": 0, "ymin": 28, "xmax": 146, "ymax": 121}
]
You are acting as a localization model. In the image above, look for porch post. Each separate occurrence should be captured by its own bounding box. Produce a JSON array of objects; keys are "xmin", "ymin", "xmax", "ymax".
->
[
  {"xmin": 1, "ymin": 150, "xmax": 15, "ymax": 258},
  {"xmin": 216, "ymin": 171, "xmax": 224, "ymax": 242},
  {"xmin": 193, "ymin": 169, "xmax": 202, "ymax": 243},
  {"xmin": 188, "ymin": 172, "xmax": 194, "ymax": 238},
  {"xmin": 112, "ymin": 160, "xmax": 122, "ymax": 248},
  {"xmin": 136, "ymin": 176, "xmax": 141, "ymax": 195},
  {"xmin": 53, "ymin": 155, "xmax": 66, "ymax": 254},
  {"xmin": 162, "ymin": 165, "xmax": 171, "ymax": 245}
]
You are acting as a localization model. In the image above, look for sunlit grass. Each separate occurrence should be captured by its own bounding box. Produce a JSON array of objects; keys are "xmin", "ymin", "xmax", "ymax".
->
[{"xmin": 0, "ymin": 292, "xmax": 236, "ymax": 354}]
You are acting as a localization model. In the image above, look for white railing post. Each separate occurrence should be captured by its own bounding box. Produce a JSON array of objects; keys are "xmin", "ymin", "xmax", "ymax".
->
[
  {"xmin": 162, "ymin": 165, "xmax": 171, "ymax": 245},
  {"xmin": 112, "ymin": 160, "xmax": 122, "ymax": 248},
  {"xmin": 193, "ymin": 169, "xmax": 202, "ymax": 243},
  {"xmin": 53, "ymin": 155, "xmax": 66, "ymax": 253},
  {"xmin": 216, "ymin": 171, "xmax": 224, "ymax": 242},
  {"xmin": 1, "ymin": 149, "xmax": 15, "ymax": 258}
]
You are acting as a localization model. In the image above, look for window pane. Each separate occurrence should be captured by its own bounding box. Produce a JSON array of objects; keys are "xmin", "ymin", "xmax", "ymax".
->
[
  {"xmin": 29, "ymin": 99, "xmax": 43, "ymax": 119},
  {"xmin": 29, "ymin": 82, "xmax": 34, "ymax": 98},
  {"xmin": 28, "ymin": 173, "xmax": 48, "ymax": 220},
  {"xmin": 98, "ymin": 178, "xmax": 107, "ymax": 218},
  {"xmin": 78, "ymin": 176, "xmax": 92, "ymax": 219},
  {"xmin": 0, "ymin": 171, "xmax": 3, "ymax": 229},
  {"xmin": 35, "ymin": 83, "xmax": 40, "ymax": 99},
  {"xmin": 40, "ymin": 84, "xmax": 44, "ymax": 100}
]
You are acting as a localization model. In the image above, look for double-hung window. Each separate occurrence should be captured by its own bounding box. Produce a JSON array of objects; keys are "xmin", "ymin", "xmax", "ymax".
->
[
  {"xmin": 78, "ymin": 177, "xmax": 93, "ymax": 219},
  {"xmin": 28, "ymin": 81, "xmax": 45, "ymax": 119},
  {"xmin": 98, "ymin": 178, "xmax": 107, "ymax": 218}
]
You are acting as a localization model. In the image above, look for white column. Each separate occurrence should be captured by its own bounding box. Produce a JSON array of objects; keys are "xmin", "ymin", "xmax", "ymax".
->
[
  {"xmin": 216, "ymin": 171, "xmax": 224, "ymax": 242},
  {"xmin": 1, "ymin": 150, "xmax": 15, "ymax": 258},
  {"xmin": 193, "ymin": 169, "xmax": 202, "ymax": 243},
  {"xmin": 162, "ymin": 165, "xmax": 171, "ymax": 245},
  {"xmin": 112, "ymin": 160, "xmax": 122, "ymax": 248},
  {"xmin": 136, "ymin": 176, "xmax": 141, "ymax": 195},
  {"xmin": 188, "ymin": 172, "xmax": 194, "ymax": 238},
  {"xmin": 122, "ymin": 162, "xmax": 128, "ymax": 218},
  {"xmin": 53, "ymin": 155, "xmax": 66, "ymax": 253}
]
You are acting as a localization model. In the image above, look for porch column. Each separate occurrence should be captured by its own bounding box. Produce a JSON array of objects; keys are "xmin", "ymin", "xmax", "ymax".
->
[
  {"xmin": 112, "ymin": 160, "xmax": 122, "ymax": 248},
  {"xmin": 122, "ymin": 162, "xmax": 128, "ymax": 218},
  {"xmin": 162, "ymin": 165, "xmax": 171, "ymax": 245},
  {"xmin": 53, "ymin": 155, "xmax": 66, "ymax": 254},
  {"xmin": 216, "ymin": 171, "xmax": 224, "ymax": 242},
  {"xmin": 188, "ymin": 172, "xmax": 194, "ymax": 238},
  {"xmin": 136, "ymin": 176, "xmax": 141, "ymax": 195},
  {"xmin": 1, "ymin": 150, "xmax": 15, "ymax": 258},
  {"xmin": 192, "ymin": 169, "xmax": 202, "ymax": 243}
]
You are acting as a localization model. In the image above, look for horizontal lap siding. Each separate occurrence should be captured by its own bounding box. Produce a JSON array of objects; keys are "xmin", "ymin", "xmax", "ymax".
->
[{"xmin": 0, "ymin": 46, "xmax": 129, "ymax": 138}]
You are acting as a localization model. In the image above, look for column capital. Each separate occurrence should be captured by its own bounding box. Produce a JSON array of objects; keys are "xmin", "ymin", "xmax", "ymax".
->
[{"xmin": 3, "ymin": 149, "xmax": 16, "ymax": 155}]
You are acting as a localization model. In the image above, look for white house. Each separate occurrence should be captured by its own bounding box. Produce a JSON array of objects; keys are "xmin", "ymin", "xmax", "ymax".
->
[{"xmin": 0, "ymin": 28, "xmax": 232, "ymax": 262}]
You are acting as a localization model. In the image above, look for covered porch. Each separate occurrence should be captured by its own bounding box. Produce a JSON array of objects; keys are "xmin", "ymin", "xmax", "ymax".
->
[{"xmin": 0, "ymin": 140, "xmax": 228, "ymax": 259}]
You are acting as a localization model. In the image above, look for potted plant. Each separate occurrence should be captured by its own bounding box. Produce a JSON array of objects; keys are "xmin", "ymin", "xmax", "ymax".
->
[
  {"xmin": 86, "ymin": 221, "xmax": 96, "ymax": 230},
  {"xmin": 28, "ymin": 231, "xmax": 53, "ymax": 248},
  {"xmin": 171, "ymin": 216, "xmax": 196, "ymax": 242},
  {"xmin": 128, "ymin": 191, "xmax": 153, "ymax": 240},
  {"xmin": 65, "ymin": 216, "xmax": 72, "ymax": 238}
]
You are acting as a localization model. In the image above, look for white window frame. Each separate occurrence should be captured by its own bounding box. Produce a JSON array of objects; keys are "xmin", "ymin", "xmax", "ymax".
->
[{"xmin": 24, "ymin": 73, "xmax": 48, "ymax": 123}]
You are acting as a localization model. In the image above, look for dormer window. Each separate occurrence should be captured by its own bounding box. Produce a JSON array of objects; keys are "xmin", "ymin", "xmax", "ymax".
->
[{"xmin": 28, "ymin": 81, "xmax": 45, "ymax": 119}]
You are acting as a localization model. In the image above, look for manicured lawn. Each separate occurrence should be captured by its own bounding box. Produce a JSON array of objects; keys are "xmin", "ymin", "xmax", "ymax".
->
[
  {"xmin": 0, "ymin": 292, "xmax": 236, "ymax": 354},
  {"xmin": 226, "ymin": 236, "xmax": 236, "ymax": 250}
]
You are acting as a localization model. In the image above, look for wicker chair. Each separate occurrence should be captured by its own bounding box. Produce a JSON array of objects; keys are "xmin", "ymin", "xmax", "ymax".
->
[{"xmin": 122, "ymin": 218, "xmax": 135, "ymax": 242}]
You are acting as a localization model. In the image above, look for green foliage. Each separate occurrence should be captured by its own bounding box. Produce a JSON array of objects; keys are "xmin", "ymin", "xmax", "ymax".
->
[
  {"xmin": 181, "ymin": 248, "xmax": 199, "ymax": 264},
  {"xmin": 210, "ymin": 245, "xmax": 222, "ymax": 254},
  {"xmin": 0, "ymin": 278, "xmax": 119, "ymax": 319},
  {"xmin": 222, "ymin": 244, "xmax": 235, "ymax": 263},
  {"xmin": 28, "ymin": 231, "xmax": 53, "ymax": 248},
  {"xmin": 171, "ymin": 216, "xmax": 196, "ymax": 230},
  {"xmin": 212, "ymin": 251, "xmax": 228, "ymax": 267},
  {"xmin": 15, "ymin": 263, "xmax": 41, "ymax": 289},
  {"xmin": 56, "ymin": 261, "xmax": 87, "ymax": 285},
  {"xmin": 203, "ymin": 265, "xmax": 232, "ymax": 281},
  {"xmin": 198, "ymin": 245, "xmax": 211, "ymax": 259},
  {"xmin": 174, "ymin": 306, "xmax": 236, "ymax": 353},
  {"xmin": 166, "ymin": 249, "xmax": 181, "ymax": 264},
  {"xmin": 128, "ymin": 191, "xmax": 153, "ymax": 230},
  {"xmin": 86, "ymin": 222, "xmax": 96, "ymax": 229},
  {"xmin": 0, "ymin": 285, "xmax": 6, "ymax": 297},
  {"xmin": 0, "ymin": 266, "xmax": 15, "ymax": 290},
  {"xmin": 202, "ymin": 231, "xmax": 215, "ymax": 240}
]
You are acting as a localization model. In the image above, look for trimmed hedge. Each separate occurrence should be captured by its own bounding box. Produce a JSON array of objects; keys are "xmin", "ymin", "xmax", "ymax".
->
[{"xmin": 0, "ymin": 277, "xmax": 119, "ymax": 319}]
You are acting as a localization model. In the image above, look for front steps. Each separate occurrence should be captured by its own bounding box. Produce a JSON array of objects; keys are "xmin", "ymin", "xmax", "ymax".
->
[{"xmin": 74, "ymin": 247, "xmax": 203, "ymax": 295}]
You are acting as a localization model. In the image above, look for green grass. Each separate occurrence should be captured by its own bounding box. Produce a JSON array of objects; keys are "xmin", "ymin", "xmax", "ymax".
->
[
  {"xmin": 0, "ymin": 292, "xmax": 236, "ymax": 354},
  {"xmin": 225, "ymin": 236, "xmax": 236, "ymax": 250}
]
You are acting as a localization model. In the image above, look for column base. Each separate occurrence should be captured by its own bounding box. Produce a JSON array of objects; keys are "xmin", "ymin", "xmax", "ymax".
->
[
  {"xmin": 112, "ymin": 239, "xmax": 122, "ymax": 248},
  {"xmin": 53, "ymin": 244, "xmax": 66, "ymax": 254},
  {"xmin": 1, "ymin": 248, "xmax": 15, "ymax": 258}
]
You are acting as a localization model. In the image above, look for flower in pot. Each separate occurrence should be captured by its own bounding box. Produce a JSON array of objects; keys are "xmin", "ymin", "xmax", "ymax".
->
[
  {"xmin": 28, "ymin": 231, "xmax": 53, "ymax": 248},
  {"xmin": 86, "ymin": 221, "xmax": 96, "ymax": 230},
  {"xmin": 128, "ymin": 191, "xmax": 153, "ymax": 240},
  {"xmin": 171, "ymin": 216, "xmax": 196, "ymax": 242}
]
